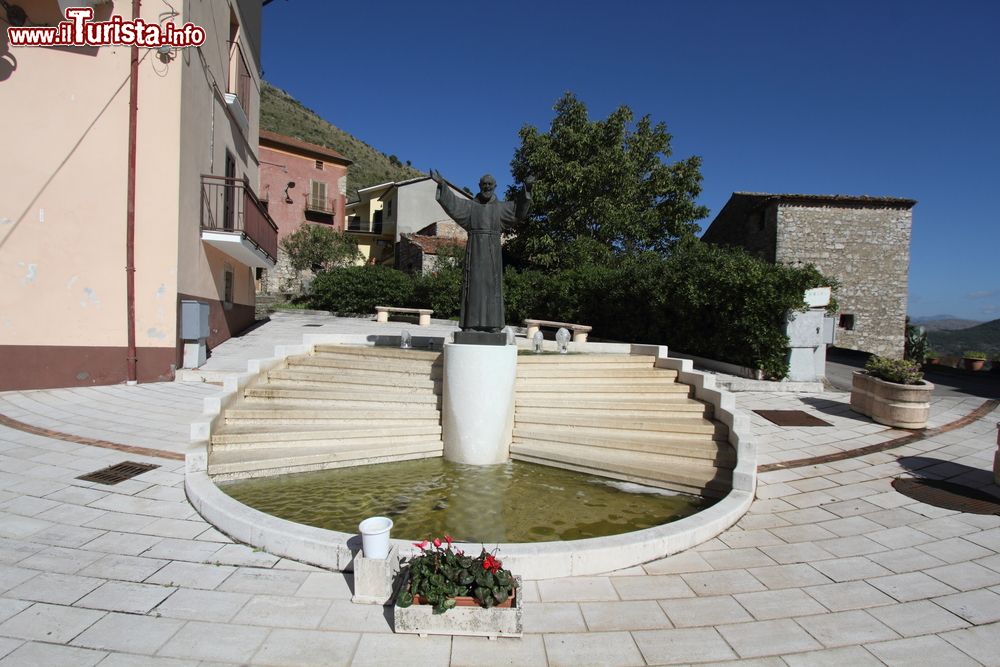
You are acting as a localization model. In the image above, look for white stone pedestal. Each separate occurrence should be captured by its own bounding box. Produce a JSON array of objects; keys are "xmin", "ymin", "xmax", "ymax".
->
[
  {"xmin": 441, "ymin": 343, "xmax": 517, "ymax": 465},
  {"xmin": 352, "ymin": 545, "xmax": 399, "ymax": 605},
  {"xmin": 183, "ymin": 341, "xmax": 207, "ymax": 368}
]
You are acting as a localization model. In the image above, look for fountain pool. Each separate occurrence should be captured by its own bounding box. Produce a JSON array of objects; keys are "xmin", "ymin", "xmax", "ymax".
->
[{"xmin": 220, "ymin": 458, "xmax": 711, "ymax": 543}]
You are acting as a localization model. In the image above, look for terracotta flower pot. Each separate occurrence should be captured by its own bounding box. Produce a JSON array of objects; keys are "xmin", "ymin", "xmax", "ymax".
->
[
  {"xmin": 963, "ymin": 358, "xmax": 985, "ymax": 372},
  {"xmin": 850, "ymin": 371, "xmax": 933, "ymax": 429}
]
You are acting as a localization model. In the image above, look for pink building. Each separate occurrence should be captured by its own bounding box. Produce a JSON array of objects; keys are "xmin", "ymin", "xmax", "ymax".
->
[{"xmin": 258, "ymin": 131, "xmax": 351, "ymax": 293}]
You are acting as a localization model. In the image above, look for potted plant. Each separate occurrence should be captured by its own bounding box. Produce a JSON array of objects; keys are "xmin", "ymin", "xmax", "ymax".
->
[
  {"xmin": 394, "ymin": 536, "xmax": 522, "ymax": 638},
  {"xmin": 963, "ymin": 350, "xmax": 987, "ymax": 372},
  {"xmin": 850, "ymin": 356, "xmax": 933, "ymax": 429},
  {"xmin": 924, "ymin": 349, "xmax": 941, "ymax": 365}
]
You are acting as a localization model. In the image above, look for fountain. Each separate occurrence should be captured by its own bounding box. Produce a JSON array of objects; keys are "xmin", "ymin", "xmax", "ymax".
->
[{"xmin": 184, "ymin": 168, "xmax": 757, "ymax": 578}]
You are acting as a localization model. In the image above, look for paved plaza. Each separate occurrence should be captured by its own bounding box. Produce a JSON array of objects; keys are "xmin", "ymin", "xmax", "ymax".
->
[{"xmin": 0, "ymin": 314, "xmax": 998, "ymax": 665}]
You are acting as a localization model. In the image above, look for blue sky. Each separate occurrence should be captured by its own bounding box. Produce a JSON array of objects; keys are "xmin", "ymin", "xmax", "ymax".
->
[{"xmin": 260, "ymin": 0, "xmax": 999, "ymax": 321}]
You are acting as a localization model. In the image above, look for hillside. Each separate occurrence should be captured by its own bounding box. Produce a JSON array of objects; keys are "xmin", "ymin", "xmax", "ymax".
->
[
  {"xmin": 911, "ymin": 315, "xmax": 984, "ymax": 332},
  {"xmin": 259, "ymin": 82, "xmax": 423, "ymax": 199},
  {"xmin": 926, "ymin": 318, "xmax": 1000, "ymax": 357}
]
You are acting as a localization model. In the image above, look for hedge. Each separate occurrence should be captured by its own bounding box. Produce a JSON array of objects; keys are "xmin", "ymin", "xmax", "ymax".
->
[{"xmin": 307, "ymin": 242, "xmax": 834, "ymax": 379}]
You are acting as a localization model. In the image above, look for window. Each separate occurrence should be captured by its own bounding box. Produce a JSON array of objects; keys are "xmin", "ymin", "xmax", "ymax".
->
[
  {"xmin": 228, "ymin": 8, "xmax": 251, "ymax": 120},
  {"xmin": 839, "ymin": 314, "xmax": 855, "ymax": 330},
  {"xmin": 309, "ymin": 180, "xmax": 328, "ymax": 212},
  {"xmin": 223, "ymin": 265, "xmax": 234, "ymax": 308},
  {"xmin": 315, "ymin": 160, "xmax": 323, "ymax": 170},
  {"xmin": 223, "ymin": 152, "xmax": 236, "ymax": 231}
]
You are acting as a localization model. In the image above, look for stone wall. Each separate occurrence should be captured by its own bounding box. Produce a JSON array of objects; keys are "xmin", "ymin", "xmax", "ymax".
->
[
  {"xmin": 775, "ymin": 204, "xmax": 912, "ymax": 358},
  {"xmin": 260, "ymin": 249, "xmax": 313, "ymax": 296}
]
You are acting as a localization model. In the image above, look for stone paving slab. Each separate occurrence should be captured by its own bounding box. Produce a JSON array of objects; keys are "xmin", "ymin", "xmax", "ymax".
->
[{"xmin": 0, "ymin": 314, "xmax": 998, "ymax": 664}]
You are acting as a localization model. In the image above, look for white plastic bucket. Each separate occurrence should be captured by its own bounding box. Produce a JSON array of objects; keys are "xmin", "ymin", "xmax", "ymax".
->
[{"xmin": 358, "ymin": 516, "xmax": 393, "ymax": 559}]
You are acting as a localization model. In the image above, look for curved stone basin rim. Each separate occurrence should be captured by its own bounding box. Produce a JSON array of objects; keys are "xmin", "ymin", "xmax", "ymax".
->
[{"xmin": 185, "ymin": 464, "xmax": 753, "ymax": 580}]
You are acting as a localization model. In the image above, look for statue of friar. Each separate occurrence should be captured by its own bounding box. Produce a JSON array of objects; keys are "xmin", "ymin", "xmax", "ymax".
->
[{"xmin": 430, "ymin": 170, "xmax": 533, "ymax": 334}]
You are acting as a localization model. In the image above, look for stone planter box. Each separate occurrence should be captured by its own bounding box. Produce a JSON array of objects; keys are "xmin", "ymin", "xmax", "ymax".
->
[
  {"xmin": 850, "ymin": 371, "xmax": 933, "ymax": 429},
  {"xmin": 393, "ymin": 576, "xmax": 522, "ymax": 639}
]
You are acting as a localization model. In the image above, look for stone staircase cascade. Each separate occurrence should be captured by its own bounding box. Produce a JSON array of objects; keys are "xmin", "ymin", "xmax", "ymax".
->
[
  {"xmin": 510, "ymin": 354, "xmax": 735, "ymax": 497},
  {"xmin": 208, "ymin": 345, "xmax": 444, "ymax": 479}
]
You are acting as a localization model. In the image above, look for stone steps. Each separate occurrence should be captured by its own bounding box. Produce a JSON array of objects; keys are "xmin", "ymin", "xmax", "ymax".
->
[
  {"xmin": 312, "ymin": 345, "xmax": 442, "ymax": 362},
  {"xmin": 210, "ymin": 441, "xmax": 444, "ymax": 479},
  {"xmin": 516, "ymin": 378, "xmax": 687, "ymax": 391},
  {"xmin": 517, "ymin": 354, "xmax": 654, "ymax": 366},
  {"xmin": 514, "ymin": 387, "xmax": 692, "ymax": 401},
  {"xmin": 515, "ymin": 412, "xmax": 722, "ymax": 435},
  {"xmin": 515, "ymin": 396, "xmax": 695, "ymax": 411},
  {"xmin": 284, "ymin": 354, "xmax": 443, "ymax": 377},
  {"xmin": 212, "ymin": 423, "xmax": 442, "ymax": 449},
  {"xmin": 242, "ymin": 383, "xmax": 440, "ymax": 407},
  {"xmin": 207, "ymin": 345, "xmax": 443, "ymax": 478},
  {"xmin": 510, "ymin": 353, "xmax": 732, "ymax": 498},
  {"xmin": 510, "ymin": 441, "xmax": 732, "ymax": 498},
  {"xmin": 268, "ymin": 368, "xmax": 440, "ymax": 392},
  {"xmin": 223, "ymin": 405, "xmax": 440, "ymax": 426},
  {"xmin": 516, "ymin": 400, "xmax": 710, "ymax": 417},
  {"xmin": 512, "ymin": 430, "xmax": 732, "ymax": 463},
  {"xmin": 517, "ymin": 367, "xmax": 678, "ymax": 379}
]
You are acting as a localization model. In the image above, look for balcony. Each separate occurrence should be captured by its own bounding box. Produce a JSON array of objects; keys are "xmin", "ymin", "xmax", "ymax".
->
[
  {"xmin": 306, "ymin": 195, "xmax": 335, "ymax": 215},
  {"xmin": 200, "ymin": 175, "xmax": 278, "ymax": 268},
  {"xmin": 346, "ymin": 216, "xmax": 383, "ymax": 235}
]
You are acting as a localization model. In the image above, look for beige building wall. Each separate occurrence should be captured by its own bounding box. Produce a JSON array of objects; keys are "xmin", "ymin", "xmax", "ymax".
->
[{"xmin": 0, "ymin": 0, "xmax": 265, "ymax": 389}]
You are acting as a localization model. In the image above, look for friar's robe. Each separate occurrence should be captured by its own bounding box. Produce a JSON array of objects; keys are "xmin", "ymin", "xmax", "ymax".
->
[{"xmin": 435, "ymin": 184, "xmax": 530, "ymax": 331}]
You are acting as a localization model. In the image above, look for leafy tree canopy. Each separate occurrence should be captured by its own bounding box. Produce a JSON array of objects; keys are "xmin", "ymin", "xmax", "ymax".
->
[
  {"xmin": 506, "ymin": 92, "xmax": 709, "ymax": 269},
  {"xmin": 281, "ymin": 224, "xmax": 362, "ymax": 273}
]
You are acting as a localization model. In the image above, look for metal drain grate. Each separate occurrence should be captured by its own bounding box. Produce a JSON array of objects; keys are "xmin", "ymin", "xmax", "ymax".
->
[
  {"xmin": 892, "ymin": 477, "xmax": 1000, "ymax": 515},
  {"xmin": 77, "ymin": 461, "xmax": 159, "ymax": 485},
  {"xmin": 754, "ymin": 410, "xmax": 832, "ymax": 427},
  {"xmin": 302, "ymin": 324, "xmax": 323, "ymax": 327}
]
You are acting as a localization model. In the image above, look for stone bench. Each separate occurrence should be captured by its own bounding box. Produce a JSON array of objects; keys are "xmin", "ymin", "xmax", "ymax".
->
[
  {"xmin": 375, "ymin": 306, "xmax": 433, "ymax": 327},
  {"xmin": 524, "ymin": 319, "xmax": 592, "ymax": 343}
]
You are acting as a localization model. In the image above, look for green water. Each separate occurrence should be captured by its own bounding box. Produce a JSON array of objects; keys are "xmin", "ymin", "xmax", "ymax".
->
[{"xmin": 220, "ymin": 458, "xmax": 712, "ymax": 543}]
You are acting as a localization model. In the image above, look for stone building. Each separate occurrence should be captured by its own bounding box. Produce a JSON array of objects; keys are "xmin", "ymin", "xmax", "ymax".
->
[
  {"xmin": 258, "ymin": 131, "xmax": 351, "ymax": 295},
  {"xmin": 702, "ymin": 193, "xmax": 917, "ymax": 358},
  {"xmin": 397, "ymin": 222, "xmax": 468, "ymax": 274}
]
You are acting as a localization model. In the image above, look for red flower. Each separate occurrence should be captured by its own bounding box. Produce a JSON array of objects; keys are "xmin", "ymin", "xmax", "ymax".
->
[
  {"xmin": 433, "ymin": 537, "xmax": 442, "ymax": 548},
  {"xmin": 482, "ymin": 554, "xmax": 502, "ymax": 573},
  {"xmin": 444, "ymin": 535, "xmax": 453, "ymax": 546},
  {"xmin": 413, "ymin": 540, "xmax": 428, "ymax": 549}
]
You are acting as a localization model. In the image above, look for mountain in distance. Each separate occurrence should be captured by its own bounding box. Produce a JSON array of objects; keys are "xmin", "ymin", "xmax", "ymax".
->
[
  {"xmin": 259, "ymin": 81, "xmax": 424, "ymax": 199},
  {"xmin": 910, "ymin": 314, "xmax": 984, "ymax": 332},
  {"xmin": 925, "ymin": 318, "xmax": 1000, "ymax": 357}
]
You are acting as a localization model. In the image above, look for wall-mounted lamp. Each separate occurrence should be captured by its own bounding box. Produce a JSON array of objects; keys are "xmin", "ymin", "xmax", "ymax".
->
[
  {"xmin": 284, "ymin": 181, "xmax": 295, "ymax": 203},
  {"xmin": 156, "ymin": 44, "xmax": 175, "ymax": 62}
]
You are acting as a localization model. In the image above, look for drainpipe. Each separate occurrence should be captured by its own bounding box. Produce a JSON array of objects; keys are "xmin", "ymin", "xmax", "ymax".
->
[{"xmin": 125, "ymin": 0, "xmax": 140, "ymax": 383}]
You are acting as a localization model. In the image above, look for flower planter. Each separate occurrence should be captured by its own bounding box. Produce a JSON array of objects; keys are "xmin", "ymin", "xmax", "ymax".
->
[
  {"xmin": 850, "ymin": 371, "xmax": 933, "ymax": 429},
  {"xmin": 394, "ymin": 576, "xmax": 522, "ymax": 639},
  {"xmin": 963, "ymin": 358, "xmax": 985, "ymax": 372}
]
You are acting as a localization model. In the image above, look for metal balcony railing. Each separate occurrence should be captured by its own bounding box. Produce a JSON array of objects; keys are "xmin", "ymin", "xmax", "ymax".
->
[
  {"xmin": 201, "ymin": 175, "xmax": 278, "ymax": 263},
  {"xmin": 346, "ymin": 216, "xmax": 383, "ymax": 235},
  {"xmin": 306, "ymin": 196, "xmax": 335, "ymax": 214}
]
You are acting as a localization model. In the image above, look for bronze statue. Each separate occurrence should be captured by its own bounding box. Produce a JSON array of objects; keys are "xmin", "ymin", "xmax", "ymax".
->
[{"xmin": 430, "ymin": 170, "xmax": 533, "ymax": 334}]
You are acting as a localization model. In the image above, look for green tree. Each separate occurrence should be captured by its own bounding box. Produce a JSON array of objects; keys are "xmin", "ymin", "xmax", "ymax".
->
[
  {"xmin": 506, "ymin": 92, "xmax": 709, "ymax": 269},
  {"xmin": 281, "ymin": 224, "xmax": 362, "ymax": 273}
]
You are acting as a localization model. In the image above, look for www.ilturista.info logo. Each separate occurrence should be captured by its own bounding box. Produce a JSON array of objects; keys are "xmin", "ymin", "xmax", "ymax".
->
[{"xmin": 7, "ymin": 7, "xmax": 206, "ymax": 48}]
